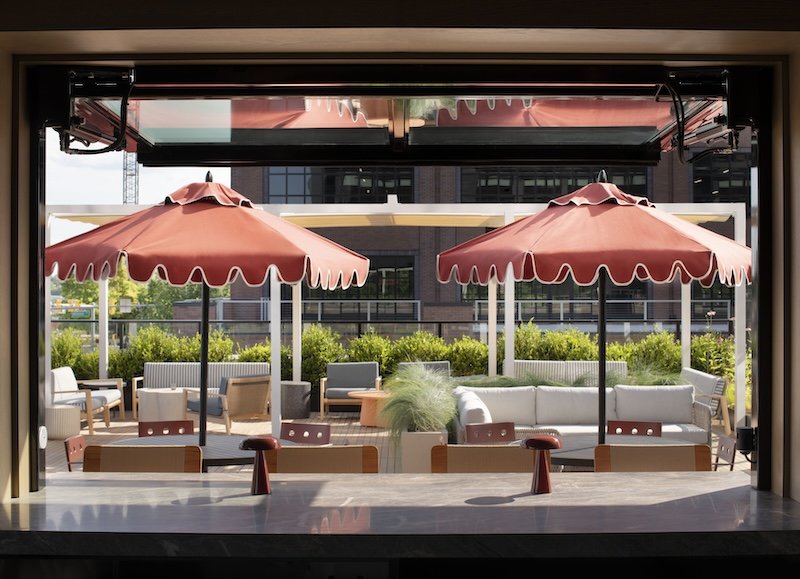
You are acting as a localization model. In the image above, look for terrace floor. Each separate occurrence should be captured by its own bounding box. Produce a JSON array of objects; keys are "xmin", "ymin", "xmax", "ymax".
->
[{"xmin": 44, "ymin": 409, "xmax": 748, "ymax": 474}]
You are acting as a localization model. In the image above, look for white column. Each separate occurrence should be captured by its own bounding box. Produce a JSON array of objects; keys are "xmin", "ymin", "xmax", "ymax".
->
[
  {"xmin": 487, "ymin": 279, "xmax": 497, "ymax": 377},
  {"xmin": 734, "ymin": 200, "xmax": 748, "ymax": 427},
  {"xmin": 292, "ymin": 283, "xmax": 302, "ymax": 382},
  {"xmin": 98, "ymin": 279, "xmax": 109, "ymax": 379},
  {"xmin": 270, "ymin": 269, "xmax": 282, "ymax": 436},
  {"xmin": 681, "ymin": 282, "xmax": 691, "ymax": 370},
  {"xmin": 44, "ymin": 217, "xmax": 53, "ymax": 405},
  {"xmin": 504, "ymin": 262, "xmax": 515, "ymax": 376}
]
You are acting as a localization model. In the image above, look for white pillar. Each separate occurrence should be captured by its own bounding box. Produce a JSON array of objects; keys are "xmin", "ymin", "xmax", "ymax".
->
[
  {"xmin": 487, "ymin": 279, "xmax": 497, "ymax": 377},
  {"xmin": 99, "ymin": 279, "xmax": 109, "ymax": 379},
  {"xmin": 503, "ymin": 262, "xmax": 515, "ymax": 376},
  {"xmin": 270, "ymin": 269, "xmax": 282, "ymax": 436},
  {"xmin": 681, "ymin": 282, "xmax": 691, "ymax": 370},
  {"xmin": 292, "ymin": 283, "xmax": 302, "ymax": 382},
  {"xmin": 734, "ymin": 200, "xmax": 748, "ymax": 427}
]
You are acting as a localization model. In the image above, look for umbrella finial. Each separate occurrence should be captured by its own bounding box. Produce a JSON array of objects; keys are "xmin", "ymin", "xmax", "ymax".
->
[
  {"xmin": 596, "ymin": 170, "xmax": 608, "ymax": 183},
  {"xmin": 206, "ymin": 171, "xmax": 213, "ymax": 183}
]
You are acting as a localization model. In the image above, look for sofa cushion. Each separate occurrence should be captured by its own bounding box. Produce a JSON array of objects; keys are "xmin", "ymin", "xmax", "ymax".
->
[
  {"xmin": 455, "ymin": 389, "xmax": 493, "ymax": 425},
  {"xmin": 458, "ymin": 386, "xmax": 536, "ymax": 426},
  {"xmin": 614, "ymin": 384, "xmax": 694, "ymax": 423},
  {"xmin": 535, "ymin": 386, "xmax": 616, "ymax": 425},
  {"xmin": 325, "ymin": 362, "xmax": 379, "ymax": 389}
]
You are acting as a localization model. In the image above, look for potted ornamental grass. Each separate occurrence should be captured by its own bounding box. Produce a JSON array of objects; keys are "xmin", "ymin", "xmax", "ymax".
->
[{"xmin": 380, "ymin": 363, "xmax": 457, "ymax": 473}]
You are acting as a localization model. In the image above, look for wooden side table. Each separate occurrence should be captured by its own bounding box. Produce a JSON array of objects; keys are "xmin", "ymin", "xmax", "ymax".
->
[{"xmin": 347, "ymin": 391, "xmax": 391, "ymax": 427}]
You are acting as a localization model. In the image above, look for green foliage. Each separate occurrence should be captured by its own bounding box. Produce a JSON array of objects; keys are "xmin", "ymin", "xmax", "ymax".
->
[
  {"xmin": 458, "ymin": 374, "xmax": 550, "ymax": 387},
  {"xmin": 58, "ymin": 278, "xmax": 99, "ymax": 306},
  {"xmin": 385, "ymin": 331, "xmax": 449, "ymax": 375},
  {"xmin": 538, "ymin": 327, "xmax": 597, "ymax": 361},
  {"xmin": 235, "ymin": 340, "xmax": 292, "ymax": 380},
  {"xmin": 691, "ymin": 332, "xmax": 735, "ymax": 382},
  {"xmin": 381, "ymin": 364, "xmax": 457, "ymax": 438},
  {"xmin": 446, "ymin": 335, "xmax": 488, "ymax": 376},
  {"xmin": 302, "ymin": 324, "xmax": 346, "ymax": 387},
  {"xmin": 626, "ymin": 330, "xmax": 682, "ymax": 374},
  {"xmin": 171, "ymin": 329, "xmax": 234, "ymax": 362},
  {"xmin": 507, "ymin": 321, "xmax": 543, "ymax": 360},
  {"xmin": 50, "ymin": 328, "xmax": 85, "ymax": 369},
  {"xmin": 138, "ymin": 279, "xmax": 229, "ymax": 320},
  {"xmin": 625, "ymin": 366, "xmax": 682, "ymax": 385},
  {"xmin": 236, "ymin": 341, "xmax": 272, "ymax": 362},
  {"xmin": 605, "ymin": 340, "xmax": 631, "ymax": 362},
  {"xmin": 499, "ymin": 323, "xmax": 597, "ymax": 362},
  {"xmin": 72, "ymin": 351, "xmax": 100, "ymax": 380},
  {"xmin": 346, "ymin": 329, "xmax": 391, "ymax": 376}
]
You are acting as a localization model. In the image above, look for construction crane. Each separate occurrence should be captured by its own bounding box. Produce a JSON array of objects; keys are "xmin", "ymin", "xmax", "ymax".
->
[{"xmin": 122, "ymin": 150, "xmax": 139, "ymax": 204}]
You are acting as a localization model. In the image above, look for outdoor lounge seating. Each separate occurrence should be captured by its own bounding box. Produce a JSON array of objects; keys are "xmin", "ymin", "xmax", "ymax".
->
[
  {"xmin": 138, "ymin": 420, "xmax": 194, "ymax": 437},
  {"xmin": 63, "ymin": 434, "xmax": 86, "ymax": 472},
  {"xmin": 280, "ymin": 421, "xmax": 332, "ymax": 445},
  {"xmin": 681, "ymin": 367, "xmax": 731, "ymax": 435},
  {"xmin": 186, "ymin": 374, "xmax": 271, "ymax": 434},
  {"xmin": 50, "ymin": 367, "xmax": 125, "ymax": 435},
  {"xmin": 319, "ymin": 361, "xmax": 382, "ymax": 418},
  {"xmin": 131, "ymin": 361, "xmax": 270, "ymax": 419},
  {"xmin": 453, "ymin": 383, "xmax": 712, "ymax": 445}
]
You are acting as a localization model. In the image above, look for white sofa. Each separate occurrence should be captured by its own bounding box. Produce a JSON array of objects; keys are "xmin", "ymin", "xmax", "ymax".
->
[{"xmin": 454, "ymin": 383, "xmax": 712, "ymax": 445}]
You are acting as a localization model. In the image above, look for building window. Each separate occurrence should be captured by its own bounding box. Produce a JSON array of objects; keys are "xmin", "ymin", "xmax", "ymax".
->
[
  {"xmin": 305, "ymin": 256, "xmax": 415, "ymax": 301},
  {"xmin": 691, "ymin": 152, "xmax": 752, "ymax": 216},
  {"xmin": 460, "ymin": 166, "xmax": 647, "ymax": 203},
  {"xmin": 264, "ymin": 167, "xmax": 414, "ymax": 204}
]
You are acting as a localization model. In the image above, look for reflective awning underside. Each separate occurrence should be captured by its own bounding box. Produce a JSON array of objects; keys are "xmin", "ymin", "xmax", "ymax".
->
[{"xmin": 56, "ymin": 64, "xmax": 740, "ymax": 166}]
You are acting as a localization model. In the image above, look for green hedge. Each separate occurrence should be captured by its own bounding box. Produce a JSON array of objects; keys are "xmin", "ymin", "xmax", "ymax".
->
[{"xmin": 53, "ymin": 325, "xmax": 751, "ymax": 405}]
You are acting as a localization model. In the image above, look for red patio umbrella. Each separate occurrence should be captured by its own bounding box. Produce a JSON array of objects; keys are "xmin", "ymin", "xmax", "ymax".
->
[
  {"xmin": 46, "ymin": 177, "xmax": 370, "ymax": 444},
  {"xmin": 437, "ymin": 180, "xmax": 752, "ymax": 442}
]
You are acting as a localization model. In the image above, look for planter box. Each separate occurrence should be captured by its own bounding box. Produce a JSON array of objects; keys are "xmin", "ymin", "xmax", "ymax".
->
[{"xmin": 400, "ymin": 430, "xmax": 448, "ymax": 473}]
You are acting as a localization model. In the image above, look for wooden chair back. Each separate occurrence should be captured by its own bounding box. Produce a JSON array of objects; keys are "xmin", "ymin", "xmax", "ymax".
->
[
  {"xmin": 280, "ymin": 422, "xmax": 332, "ymax": 445},
  {"xmin": 606, "ymin": 420, "xmax": 662, "ymax": 437},
  {"xmin": 83, "ymin": 445, "xmax": 203, "ymax": 473},
  {"xmin": 594, "ymin": 444, "xmax": 712, "ymax": 472},
  {"xmin": 266, "ymin": 445, "xmax": 379, "ymax": 473},
  {"xmin": 225, "ymin": 375, "xmax": 272, "ymax": 419},
  {"xmin": 138, "ymin": 419, "xmax": 195, "ymax": 437},
  {"xmin": 64, "ymin": 434, "xmax": 87, "ymax": 472},
  {"xmin": 714, "ymin": 434, "xmax": 737, "ymax": 471},
  {"xmin": 430, "ymin": 444, "xmax": 537, "ymax": 473},
  {"xmin": 464, "ymin": 421, "xmax": 516, "ymax": 444}
]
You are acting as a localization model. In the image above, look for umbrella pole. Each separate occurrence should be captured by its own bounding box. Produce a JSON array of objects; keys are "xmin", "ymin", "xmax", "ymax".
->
[
  {"xmin": 598, "ymin": 273, "xmax": 607, "ymax": 444},
  {"xmin": 199, "ymin": 283, "xmax": 210, "ymax": 447}
]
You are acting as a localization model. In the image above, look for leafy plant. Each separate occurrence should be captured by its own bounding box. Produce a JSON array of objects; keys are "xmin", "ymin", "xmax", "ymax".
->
[
  {"xmin": 301, "ymin": 324, "xmax": 346, "ymax": 387},
  {"xmin": 447, "ymin": 335, "xmax": 488, "ymax": 376},
  {"xmin": 346, "ymin": 329, "xmax": 391, "ymax": 376},
  {"xmin": 380, "ymin": 364, "xmax": 457, "ymax": 439},
  {"xmin": 50, "ymin": 328, "xmax": 85, "ymax": 369},
  {"xmin": 627, "ymin": 330, "xmax": 681, "ymax": 374},
  {"xmin": 235, "ymin": 340, "xmax": 292, "ymax": 380},
  {"xmin": 385, "ymin": 331, "xmax": 449, "ymax": 375}
]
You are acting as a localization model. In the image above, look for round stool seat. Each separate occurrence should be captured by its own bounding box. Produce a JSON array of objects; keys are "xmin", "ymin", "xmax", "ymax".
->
[
  {"xmin": 239, "ymin": 435, "xmax": 281, "ymax": 452},
  {"xmin": 523, "ymin": 434, "xmax": 562, "ymax": 451},
  {"xmin": 523, "ymin": 434, "xmax": 562, "ymax": 495},
  {"xmin": 240, "ymin": 436, "xmax": 281, "ymax": 495}
]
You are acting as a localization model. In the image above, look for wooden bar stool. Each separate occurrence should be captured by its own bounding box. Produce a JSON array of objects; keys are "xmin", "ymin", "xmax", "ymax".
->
[
  {"xmin": 239, "ymin": 436, "xmax": 281, "ymax": 495},
  {"xmin": 523, "ymin": 434, "xmax": 562, "ymax": 494}
]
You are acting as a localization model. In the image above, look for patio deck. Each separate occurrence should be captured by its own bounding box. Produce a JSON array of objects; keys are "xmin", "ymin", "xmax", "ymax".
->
[{"xmin": 44, "ymin": 410, "xmax": 748, "ymax": 474}]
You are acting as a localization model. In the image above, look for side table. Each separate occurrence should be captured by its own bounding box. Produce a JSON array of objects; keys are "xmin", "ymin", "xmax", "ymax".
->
[
  {"xmin": 281, "ymin": 381, "xmax": 312, "ymax": 419},
  {"xmin": 45, "ymin": 405, "xmax": 81, "ymax": 440}
]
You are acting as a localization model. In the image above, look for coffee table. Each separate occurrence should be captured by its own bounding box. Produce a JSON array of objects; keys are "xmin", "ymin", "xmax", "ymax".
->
[{"xmin": 347, "ymin": 390, "xmax": 391, "ymax": 427}]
